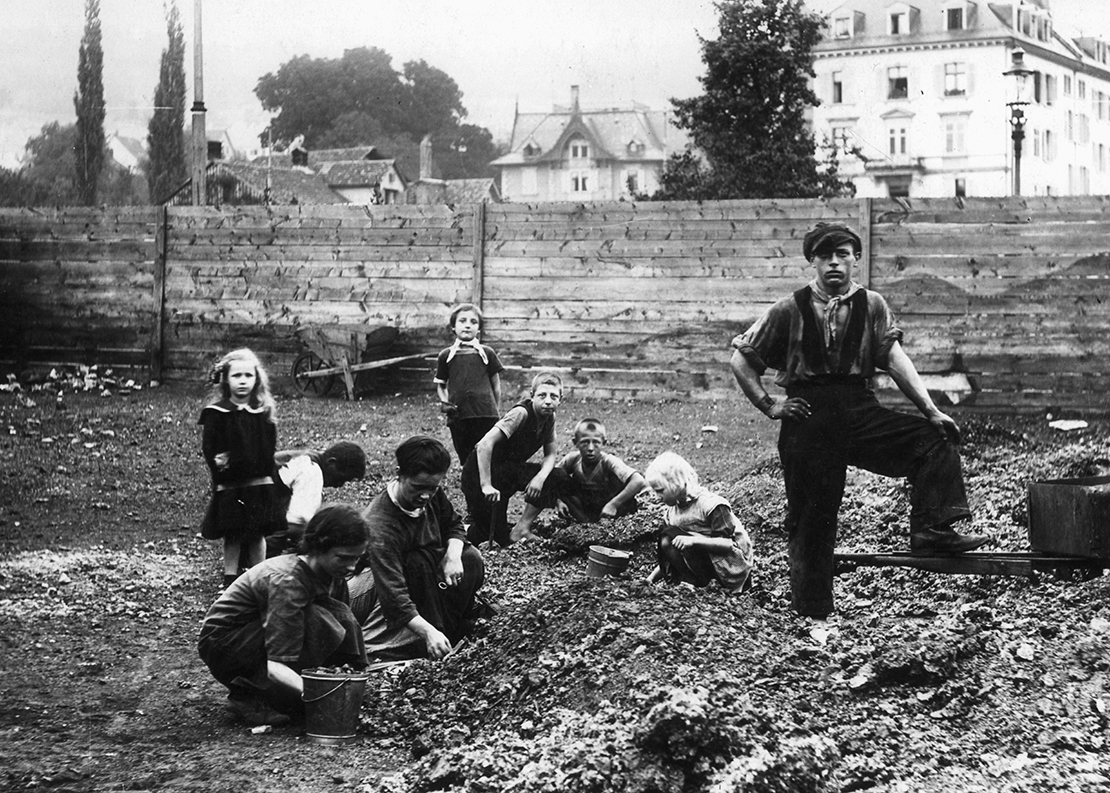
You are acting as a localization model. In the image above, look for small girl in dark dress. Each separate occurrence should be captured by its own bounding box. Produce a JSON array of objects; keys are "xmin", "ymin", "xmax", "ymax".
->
[{"xmin": 199, "ymin": 348, "xmax": 285, "ymax": 588}]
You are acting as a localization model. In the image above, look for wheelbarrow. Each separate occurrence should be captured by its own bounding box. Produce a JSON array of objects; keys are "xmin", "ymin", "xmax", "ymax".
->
[{"xmin": 290, "ymin": 325, "xmax": 430, "ymax": 400}]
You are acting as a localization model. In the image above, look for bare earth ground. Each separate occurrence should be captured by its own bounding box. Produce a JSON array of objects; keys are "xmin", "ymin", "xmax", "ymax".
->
[{"xmin": 1, "ymin": 381, "xmax": 1109, "ymax": 792}]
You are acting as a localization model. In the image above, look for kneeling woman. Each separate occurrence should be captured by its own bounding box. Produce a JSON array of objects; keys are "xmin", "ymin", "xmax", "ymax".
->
[
  {"xmin": 349, "ymin": 436, "xmax": 486, "ymax": 661},
  {"xmin": 198, "ymin": 503, "xmax": 369, "ymax": 726}
]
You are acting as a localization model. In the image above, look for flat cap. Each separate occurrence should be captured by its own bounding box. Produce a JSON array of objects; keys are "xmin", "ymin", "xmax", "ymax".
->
[{"xmin": 802, "ymin": 223, "xmax": 862, "ymax": 260}]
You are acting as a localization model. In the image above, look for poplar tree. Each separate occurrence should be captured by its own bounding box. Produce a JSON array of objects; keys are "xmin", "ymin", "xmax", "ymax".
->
[
  {"xmin": 74, "ymin": 0, "xmax": 106, "ymax": 205},
  {"xmin": 146, "ymin": 0, "xmax": 187, "ymax": 203}
]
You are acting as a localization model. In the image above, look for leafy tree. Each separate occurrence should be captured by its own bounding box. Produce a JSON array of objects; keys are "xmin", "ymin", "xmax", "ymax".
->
[
  {"xmin": 146, "ymin": 0, "xmax": 187, "ymax": 204},
  {"xmin": 654, "ymin": 0, "xmax": 853, "ymax": 200},
  {"xmin": 399, "ymin": 60, "xmax": 464, "ymax": 139},
  {"xmin": 254, "ymin": 47, "xmax": 497, "ymax": 179},
  {"xmin": 23, "ymin": 122, "xmax": 79, "ymax": 204},
  {"xmin": 74, "ymin": 0, "xmax": 106, "ymax": 205},
  {"xmin": 256, "ymin": 48, "xmax": 406, "ymax": 148},
  {"xmin": 0, "ymin": 168, "xmax": 51, "ymax": 207}
]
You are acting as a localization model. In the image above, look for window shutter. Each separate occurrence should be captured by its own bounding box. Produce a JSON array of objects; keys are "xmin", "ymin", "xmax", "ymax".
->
[{"xmin": 966, "ymin": 62, "xmax": 974, "ymax": 96}]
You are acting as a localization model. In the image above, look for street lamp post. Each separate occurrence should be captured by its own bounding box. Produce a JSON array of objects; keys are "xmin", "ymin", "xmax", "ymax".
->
[{"xmin": 1004, "ymin": 47, "xmax": 1033, "ymax": 196}]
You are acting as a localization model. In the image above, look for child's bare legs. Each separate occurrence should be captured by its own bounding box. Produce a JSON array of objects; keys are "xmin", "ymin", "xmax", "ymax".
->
[
  {"xmin": 241, "ymin": 536, "xmax": 265, "ymax": 569},
  {"xmin": 509, "ymin": 503, "xmax": 544, "ymax": 543},
  {"xmin": 223, "ymin": 540, "xmax": 242, "ymax": 577},
  {"xmin": 646, "ymin": 565, "xmax": 663, "ymax": 584},
  {"xmin": 222, "ymin": 537, "xmax": 265, "ymax": 585}
]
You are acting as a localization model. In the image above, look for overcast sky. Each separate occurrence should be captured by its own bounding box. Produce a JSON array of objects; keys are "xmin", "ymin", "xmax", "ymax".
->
[{"xmin": 2, "ymin": 0, "xmax": 1108, "ymax": 168}]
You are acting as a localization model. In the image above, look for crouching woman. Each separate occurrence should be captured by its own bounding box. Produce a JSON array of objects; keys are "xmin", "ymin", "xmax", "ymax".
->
[
  {"xmin": 198, "ymin": 503, "xmax": 369, "ymax": 726},
  {"xmin": 349, "ymin": 436, "xmax": 486, "ymax": 662}
]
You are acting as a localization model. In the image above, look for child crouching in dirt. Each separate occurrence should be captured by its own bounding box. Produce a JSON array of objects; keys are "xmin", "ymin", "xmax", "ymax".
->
[
  {"xmin": 266, "ymin": 440, "xmax": 368, "ymax": 557},
  {"xmin": 550, "ymin": 417, "xmax": 644, "ymax": 523},
  {"xmin": 197, "ymin": 504, "xmax": 370, "ymax": 727},
  {"xmin": 644, "ymin": 451, "xmax": 754, "ymax": 593}
]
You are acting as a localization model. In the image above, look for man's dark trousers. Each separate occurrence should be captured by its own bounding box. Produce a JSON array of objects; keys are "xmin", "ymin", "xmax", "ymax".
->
[{"xmin": 778, "ymin": 378, "xmax": 971, "ymax": 617}]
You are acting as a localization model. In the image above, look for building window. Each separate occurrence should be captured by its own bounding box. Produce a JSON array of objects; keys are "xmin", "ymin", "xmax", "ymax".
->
[
  {"xmin": 1033, "ymin": 128, "xmax": 1041, "ymax": 158},
  {"xmin": 1064, "ymin": 75, "xmax": 1072, "ymax": 96},
  {"xmin": 831, "ymin": 126, "xmax": 853, "ymax": 152},
  {"xmin": 944, "ymin": 118, "xmax": 967, "ymax": 153},
  {"xmin": 955, "ymin": 177, "xmax": 966, "ymax": 197},
  {"xmin": 1044, "ymin": 129, "xmax": 1055, "ymax": 161},
  {"xmin": 889, "ymin": 10, "xmax": 908, "ymax": 35},
  {"xmin": 1079, "ymin": 80, "xmax": 1087, "ymax": 100},
  {"xmin": 1080, "ymin": 114, "xmax": 1090, "ymax": 144},
  {"xmin": 946, "ymin": 7, "xmax": 964, "ymax": 30},
  {"xmin": 625, "ymin": 170, "xmax": 640, "ymax": 195},
  {"xmin": 571, "ymin": 172, "xmax": 589, "ymax": 192},
  {"xmin": 1099, "ymin": 143, "xmax": 1106, "ymax": 172},
  {"xmin": 1045, "ymin": 75, "xmax": 1056, "ymax": 106},
  {"xmin": 888, "ymin": 126, "xmax": 908, "ymax": 155},
  {"xmin": 1066, "ymin": 110, "xmax": 1073, "ymax": 141},
  {"xmin": 944, "ymin": 63, "xmax": 967, "ymax": 96},
  {"xmin": 832, "ymin": 71, "xmax": 843, "ymax": 104},
  {"xmin": 834, "ymin": 15, "xmax": 851, "ymax": 38},
  {"xmin": 568, "ymin": 138, "xmax": 589, "ymax": 160},
  {"xmin": 888, "ymin": 66, "xmax": 908, "ymax": 99},
  {"xmin": 1081, "ymin": 166, "xmax": 1090, "ymax": 194}
]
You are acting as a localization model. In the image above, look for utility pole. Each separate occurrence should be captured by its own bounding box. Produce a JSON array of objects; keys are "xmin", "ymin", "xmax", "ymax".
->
[{"xmin": 190, "ymin": 0, "xmax": 207, "ymax": 205}]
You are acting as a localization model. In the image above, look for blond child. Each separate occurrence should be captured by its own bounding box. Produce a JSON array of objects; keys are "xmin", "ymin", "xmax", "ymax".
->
[
  {"xmin": 460, "ymin": 371, "xmax": 563, "ymax": 546},
  {"xmin": 198, "ymin": 349, "xmax": 285, "ymax": 588},
  {"xmin": 643, "ymin": 451, "xmax": 754, "ymax": 592},
  {"xmin": 551, "ymin": 418, "xmax": 644, "ymax": 523},
  {"xmin": 433, "ymin": 304, "xmax": 505, "ymax": 466}
]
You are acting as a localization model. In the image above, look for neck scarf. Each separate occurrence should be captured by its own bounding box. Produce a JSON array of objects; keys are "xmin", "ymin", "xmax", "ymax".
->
[
  {"xmin": 808, "ymin": 279, "xmax": 861, "ymax": 349},
  {"xmin": 445, "ymin": 338, "xmax": 488, "ymax": 365},
  {"xmin": 387, "ymin": 479, "xmax": 425, "ymax": 518}
]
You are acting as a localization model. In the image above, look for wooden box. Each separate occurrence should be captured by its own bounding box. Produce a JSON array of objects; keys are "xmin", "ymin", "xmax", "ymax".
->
[{"xmin": 1027, "ymin": 475, "xmax": 1110, "ymax": 558}]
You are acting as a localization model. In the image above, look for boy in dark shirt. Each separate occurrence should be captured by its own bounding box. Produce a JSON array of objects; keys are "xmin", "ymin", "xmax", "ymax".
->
[
  {"xmin": 551, "ymin": 417, "xmax": 644, "ymax": 523},
  {"xmin": 460, "ymin": 371, "xmax": 563, "ymax": 546}
]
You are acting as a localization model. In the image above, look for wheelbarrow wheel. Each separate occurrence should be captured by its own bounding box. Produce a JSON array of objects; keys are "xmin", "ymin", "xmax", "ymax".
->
[{"xmin": 292, "ymin": 352, "xmax": 335, "ymax": 397}]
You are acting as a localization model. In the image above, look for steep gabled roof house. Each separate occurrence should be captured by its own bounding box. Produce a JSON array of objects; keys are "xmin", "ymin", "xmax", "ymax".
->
[{"xmin": 491, "ymin": 86, "xmax": 690, "ymax": 201}]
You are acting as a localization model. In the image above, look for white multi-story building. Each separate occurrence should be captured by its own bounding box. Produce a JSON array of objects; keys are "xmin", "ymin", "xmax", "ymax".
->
[{"xmin": 813, "ymin": 0, "xmax": 1110, "ymax": 197}]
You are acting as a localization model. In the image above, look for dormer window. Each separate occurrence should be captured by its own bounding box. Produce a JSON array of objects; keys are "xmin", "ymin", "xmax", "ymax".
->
[
  {"xmin": 942, "ymin": 1, "xmax": 974, "ymax": 30},
  {"xmin": 886, "ymin": 3, "xmax": 917, "ymax": 35},
  {"xmin": 627, "ymin": 139, "xmax": 645, "ymax": 154},
  {"xmin": 567, "ymin": 138, "xmax": 589, "ymax": 160},
  {"xmin": 834, "ymin": 15, "xmax": 851, "ymax": 37},
  {"xmin": 522, "ymin": 142, "xmax": 540, "ymax": 157}
]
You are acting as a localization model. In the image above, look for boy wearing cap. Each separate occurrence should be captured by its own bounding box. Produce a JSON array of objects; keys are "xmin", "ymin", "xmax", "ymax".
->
[{"xmin": 729, "ymin": 222, "xmax": 986, "ymax": 619}]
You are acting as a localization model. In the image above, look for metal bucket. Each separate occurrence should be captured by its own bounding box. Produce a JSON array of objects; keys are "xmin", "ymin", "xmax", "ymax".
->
[
  {"xmin": 301, "ymin": 670, "xmax": 371, "ymax": 745},
  {"xmin": 587, "ymin": 545, "xmax": 631, "ymax": 578}
]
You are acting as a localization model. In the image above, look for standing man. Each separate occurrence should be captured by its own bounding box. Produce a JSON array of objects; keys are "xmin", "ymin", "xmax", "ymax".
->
[{"xmin": 729, "ymin": 222, "xmax": 987, "ymax": 619}]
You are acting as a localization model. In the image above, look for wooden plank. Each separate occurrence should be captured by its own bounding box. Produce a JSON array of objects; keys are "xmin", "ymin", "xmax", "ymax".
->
[
  {"xmin": 486, "ymin": 238, "xmax": 803, "ymax": 258},
  {"xmin": 163, "ymin": 261, "xmax": 470, "ymax": 280},
  {"xmin": 151, "ymin": 206, "xmax": 167, "ymax": 381},
  {"xmin": 0, "ymin": 239, "xmax": 155, "ymax": 260},
  {"xmin": 469, "ymin": 201, "xmax": 486, "ymax": 310},
  {"xmin": 165, "ymin": 245, "xmax": 475, "ymax": 263}
]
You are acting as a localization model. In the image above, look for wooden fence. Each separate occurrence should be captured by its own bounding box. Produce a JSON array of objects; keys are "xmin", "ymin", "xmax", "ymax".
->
[{"xmin": 1, "ymin": 197, "xmax": 1108, "ymax": 412}]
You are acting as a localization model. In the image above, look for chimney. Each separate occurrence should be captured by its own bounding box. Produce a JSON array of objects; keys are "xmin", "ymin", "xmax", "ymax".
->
[
  {"xmin": 420, "ymin": 134, "xmax": 433, "ymax": 180},
  {"xmin": 571, "ymin": 85, "xmax": 580, "ymax": 113}
]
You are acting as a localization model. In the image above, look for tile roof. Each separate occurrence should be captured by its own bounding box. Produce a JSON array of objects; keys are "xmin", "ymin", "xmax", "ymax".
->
[
  {"xmin": 315, "ymin": 159, "xmax": 404, "ymax": 188},
  {"xmin": 492, "ymin": 106, "xmax": 690, "ymax": 167},
  {"xmin": 213, "ymin": 161, "xmax": 347, "ymax": 204},
  {"xmin": 444, "ymin": 178, "xmax": 500, "ymax": 203},
  {"xmin": 311, "ymin": 146, "xmax": 384, "ymax": 162}
]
